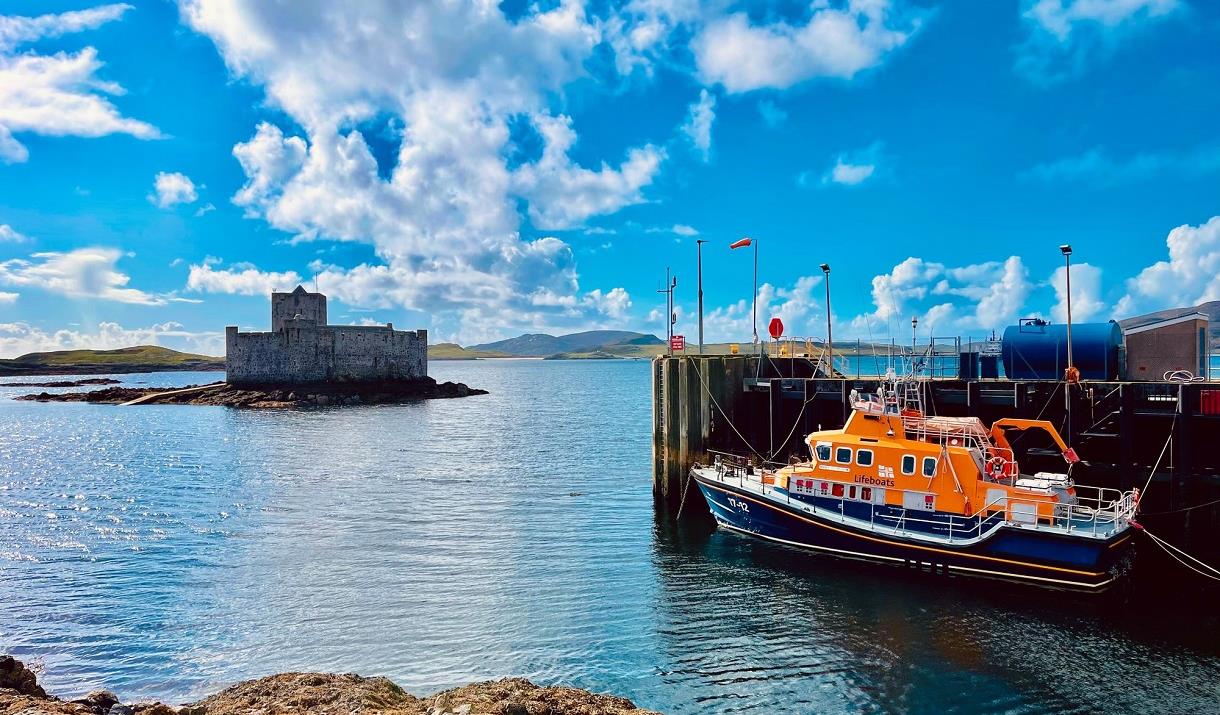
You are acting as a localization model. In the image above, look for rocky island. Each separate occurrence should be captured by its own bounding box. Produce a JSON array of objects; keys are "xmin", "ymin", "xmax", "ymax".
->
[
  {"xmin": 0, "ymin": 657, "xmax": 659, "ymax": 714},
  {"xmin": 17, "ymin": 377, "xmax": 485, "ymax": 408}
]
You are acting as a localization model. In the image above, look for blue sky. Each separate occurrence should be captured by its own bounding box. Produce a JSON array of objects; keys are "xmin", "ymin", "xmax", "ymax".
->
[{"xmin": 1, "ymin": 0, "xmax": 1218, "ymax": 356}]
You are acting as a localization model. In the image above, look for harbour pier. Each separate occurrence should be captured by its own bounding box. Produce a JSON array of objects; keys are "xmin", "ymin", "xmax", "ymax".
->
[{"xmin": 652, "ymin": 354, "xmax": 1220, "ymax": 550}]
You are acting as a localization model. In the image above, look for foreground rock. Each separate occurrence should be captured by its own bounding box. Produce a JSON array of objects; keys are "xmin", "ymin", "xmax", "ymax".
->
[
  {"xmin": 2, "ymin": 378, "xmax": 121, "ymax": 388},
  {"xmin": 16, "ymin": 377, "xmax": 487, "ymax": 408},
  {"xmin": 0, "ymin": 659, "xmax": 660, "ymax": 715}
]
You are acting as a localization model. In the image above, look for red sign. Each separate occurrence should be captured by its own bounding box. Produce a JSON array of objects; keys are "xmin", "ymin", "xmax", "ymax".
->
[
  {"xmin": 670, "ymin": 335, "xmax": 685, "ymax": 351},
  {"xmin": 768, "ymin": 317, "xmax": 784, "ymax": 339}
]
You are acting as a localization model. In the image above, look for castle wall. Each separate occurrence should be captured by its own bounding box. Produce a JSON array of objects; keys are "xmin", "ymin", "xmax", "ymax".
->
[{"xmin": 225, "ymin": 321, "xmax": 428, "ymax": 386}]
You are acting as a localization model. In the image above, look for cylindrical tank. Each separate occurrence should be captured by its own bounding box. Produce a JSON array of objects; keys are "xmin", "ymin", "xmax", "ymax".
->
[{"xmin": 1001, "ymin": 319, "xmax": 1122, "ymax": 381}]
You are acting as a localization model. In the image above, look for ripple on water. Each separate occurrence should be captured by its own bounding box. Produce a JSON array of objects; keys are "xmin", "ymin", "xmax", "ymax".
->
[{"xmin": 2, "ymin": 363, "xmax": 1220, "ymax": 714}]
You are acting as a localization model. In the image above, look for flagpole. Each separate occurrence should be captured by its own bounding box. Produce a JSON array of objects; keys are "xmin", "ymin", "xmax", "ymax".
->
[{"xmin": 752, "ymin": 239, "xmax": 759, "ymax": 351}]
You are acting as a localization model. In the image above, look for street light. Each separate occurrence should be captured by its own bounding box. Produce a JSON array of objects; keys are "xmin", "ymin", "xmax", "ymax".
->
[
  {"xmin": 820, "ymin": 263, "xmax": 832, "ymax": 377},
  {"xmin": 697, "ymin": 240, "xmax": 707, "ymax": 355},
  {"xmin": 1060, "ymin": 244, "xmax": 1075, "ymax": 381}
]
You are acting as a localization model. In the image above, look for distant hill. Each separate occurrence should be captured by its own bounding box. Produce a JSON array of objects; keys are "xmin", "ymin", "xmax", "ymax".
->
[
  {"xmin": 1120, "ymin": 300, "xmax": 1220, "ymax": 348},
  {"xmin": 470, "ymin": 330, "xmax": 663, "ymax": 357},
  {"xmin": 0, "ymin": 346, "xmax": 224, "ymax": 376},
  {"xmin": 427, "ymin": 343, "xmax": 511, "ymax": 360}
]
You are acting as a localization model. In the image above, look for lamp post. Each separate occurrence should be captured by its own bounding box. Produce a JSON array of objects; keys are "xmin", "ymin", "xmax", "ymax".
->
[
  {"xmin": 1060, "ymin": 244, "xmax": 1074, "ymax": 378},
  {"xmin": 657, "ymin": 268, "xmax": 677, "ymax": 356},
  {"xmin": 820, "ymin": 263, "xmax": 832, "ymax": 376},
  {"xmin": 911, "ymin": 317, "xmax": 918, "ymax": 355},
  {"xmin": 697, "ymin": 240, "xmax": 707, "ymax": 354}
]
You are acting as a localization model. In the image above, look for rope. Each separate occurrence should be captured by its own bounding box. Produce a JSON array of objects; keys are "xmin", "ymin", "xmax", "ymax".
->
[
  {"xmin": 1138, "ymin": 496, "xmax": 1220, "ymax": 516},
  {"xmin": 1140, "ymin": 419, "xmax": 1175, "ymax": 497},
  {"xmin": 675, "ymin": 466, "xmax": 695, "ymax": 519},
  {"xmin": 1136, "ymin": 524, "xmax": 1220, "ymax": 582},
  {"xmin": 687, "ymin": 357, "xmax": 767, "ymax": 462},
  {"xmin": 1164, "ymin": 370, "xmax": 1205, "ymax": 383}
]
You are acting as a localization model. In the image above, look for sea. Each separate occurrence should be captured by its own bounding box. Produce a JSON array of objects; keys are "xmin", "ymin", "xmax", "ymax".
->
[{"xmin": 2, "ymin": 360, "xmax": 1219, "ymax": 714}]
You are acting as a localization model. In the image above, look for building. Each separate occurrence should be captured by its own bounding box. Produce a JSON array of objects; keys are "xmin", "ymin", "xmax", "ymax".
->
[
  {"xmin": 225, "ymin": 286, "xmax": 427, "ymax": 385},
  {"xmin": 1123, "ymin": 312, "xmax": 1209, "ymax": 381}
]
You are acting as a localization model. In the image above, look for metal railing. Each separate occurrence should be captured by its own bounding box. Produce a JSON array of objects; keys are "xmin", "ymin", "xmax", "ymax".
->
[{"xmin": 704, "ymin": 458, "xmax": 1135, "ymax": 540}]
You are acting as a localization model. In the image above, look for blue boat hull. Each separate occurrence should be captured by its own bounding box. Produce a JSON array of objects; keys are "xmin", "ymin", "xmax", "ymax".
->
[{"xmin": 695, "ymin": 475, "xmax": 1135, "ymax": 590}]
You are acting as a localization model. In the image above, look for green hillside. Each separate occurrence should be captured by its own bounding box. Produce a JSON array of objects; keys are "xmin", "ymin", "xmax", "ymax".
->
[
  {"xmin": 428, "ymin": 343, "xmax": 512, "ymax": 360},
  {"xmin": 1, "ymin": 345, "xmax": 224, "ymax": 375}
]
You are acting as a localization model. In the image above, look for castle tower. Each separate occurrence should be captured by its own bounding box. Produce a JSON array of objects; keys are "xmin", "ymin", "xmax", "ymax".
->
[{"xmin": 271, "ymin": 285, "xmax": 327, "ymax": 332}]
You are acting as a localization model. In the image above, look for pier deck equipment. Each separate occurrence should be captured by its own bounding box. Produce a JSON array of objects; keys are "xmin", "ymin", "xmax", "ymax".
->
[{"xmin": 653, "ymin": 355, "xmax": 1220, "ymax": 552}]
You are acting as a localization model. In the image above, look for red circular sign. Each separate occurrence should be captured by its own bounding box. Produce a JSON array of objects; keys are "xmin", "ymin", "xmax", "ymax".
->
[{"xmin": 768, "ymin": 317, "xmax": 784, "ymax": 339}]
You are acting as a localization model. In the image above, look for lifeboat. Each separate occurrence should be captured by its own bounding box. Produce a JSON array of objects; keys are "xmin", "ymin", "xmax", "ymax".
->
[{"xmin": 690, "ymin": 377, "xmax": 1138, "ymax": 590}]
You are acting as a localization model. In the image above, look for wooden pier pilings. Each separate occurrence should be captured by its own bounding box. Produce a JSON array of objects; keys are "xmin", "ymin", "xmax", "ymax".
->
[{"xmin": 652, "ymin": 354, "xmax": 1220, "ymax": 549}]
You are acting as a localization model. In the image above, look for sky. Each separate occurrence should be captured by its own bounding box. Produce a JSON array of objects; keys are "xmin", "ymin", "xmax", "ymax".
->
[{"xmin": 1, "ymin": 0, "xmax": 1218, "ymax": 357}]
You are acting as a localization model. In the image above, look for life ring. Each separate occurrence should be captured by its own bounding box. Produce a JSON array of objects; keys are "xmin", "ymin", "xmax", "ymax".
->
[{"xmin": 987, "ymin": 456, "xmax": 1007, "ymax": 478}]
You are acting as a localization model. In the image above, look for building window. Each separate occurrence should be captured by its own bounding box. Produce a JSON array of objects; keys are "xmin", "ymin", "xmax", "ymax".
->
[
  {"xmin": 922, "ymin": 456, "xmax": 937, "ymax": 477},
  {"xmin": 857, "ymin": 449, "xmax": 874, "ymax": 467},
  {"xmin": 901, "ymin": 455, "xmax": 916, "ymax": 475},
  {"xmin": 815, "ymin": 444, "xmax": 831, "ymax": 461},
  {"xmin": 835, "ymin": 447, "xmax": 852, "ymax": 464}
]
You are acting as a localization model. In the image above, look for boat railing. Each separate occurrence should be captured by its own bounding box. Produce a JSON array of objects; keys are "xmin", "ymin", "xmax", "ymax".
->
[{"xmin": 705, "ymin": 461, "xmax": 1136, "ymax": 540}]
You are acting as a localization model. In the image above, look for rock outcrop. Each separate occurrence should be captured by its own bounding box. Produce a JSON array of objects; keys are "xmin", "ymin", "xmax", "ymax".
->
[
  {"xmin": 0, "ymin": 658, "xmax": 660, "ymax": 715},
  {"xmin": 16, "ymin": 377, "xmax": 487, "ymax": 408}
]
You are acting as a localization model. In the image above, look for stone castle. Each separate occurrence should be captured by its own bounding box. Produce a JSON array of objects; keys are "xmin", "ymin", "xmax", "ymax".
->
[{"xmin": 225, "ymin": 286, "xmax": 427, "ymax": 386}]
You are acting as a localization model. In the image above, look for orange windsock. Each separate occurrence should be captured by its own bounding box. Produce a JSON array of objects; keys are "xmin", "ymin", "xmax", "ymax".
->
[{"xmin": 729, "ymin": 237, "xmax": 752, "ymax": 249}]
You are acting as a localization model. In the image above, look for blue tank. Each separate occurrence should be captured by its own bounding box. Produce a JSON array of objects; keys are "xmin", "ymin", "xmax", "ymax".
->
[{"xmin": 1001, "ymin": 319, "xmax": 1121, "ymax": 381}]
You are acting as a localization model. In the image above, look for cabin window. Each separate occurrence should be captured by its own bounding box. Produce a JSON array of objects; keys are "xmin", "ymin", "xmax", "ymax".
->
[
  {"xmin": 922, "ymin": 456, "xmax": 937, "ymax": 477},
  {"xmin": 819, "ymin": 481, "xmax": 830, "ymax": 495},
  {"xmin": 861, "ymin": 487, "xmax": 872, "ymax": 501},
  {"xmin": 848, "ymin": 486, "xmax": 857, "ymax": 499},
  {"xmin": 857, "ymin": 449, "xmax": 874, "ymax": 467},
  {"xmin": 835, "ymin": 447, "xmax": 852, "ymax": 464},
  {"xmin": 815, "ymin": 444, "xmax": 832, "ymax": 461},
  {"xmin": 901, "ymin": 455, "xmax": 916, "ymax": 475},
  {"xmin": 832, "ymin": 483, "xmax": 845, "ymax": 497}
]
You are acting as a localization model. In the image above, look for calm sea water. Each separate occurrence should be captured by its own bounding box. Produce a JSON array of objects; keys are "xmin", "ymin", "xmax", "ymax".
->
[{"xmin": 2, "ymin": 360, "xmax": 1219, "ymax": 713}]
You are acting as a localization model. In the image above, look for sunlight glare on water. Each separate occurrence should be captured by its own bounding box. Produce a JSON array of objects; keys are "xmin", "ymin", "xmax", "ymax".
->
[{"xmin": 2, "ymin": 361, "xmax": 1219, "ymax": 713}]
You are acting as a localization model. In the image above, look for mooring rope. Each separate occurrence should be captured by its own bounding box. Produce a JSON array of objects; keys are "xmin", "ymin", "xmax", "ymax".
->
[
  {"xmin": 1140, "ymin": 419, "xmax": 1176, "ymax": 497},
  {"xmin": 1134, "ymin": 523, "xmax": 1220, "ymax": 583},
  {"xmin": 686, "ymin": 357, "xmax": 767, "ymax": 462},
  {"xmin": 1138, "ymin": 496, "xmax": 1220, "ymax": 516},
  {"xmin": 674, "ymin": 465, "xmax": 695, "ymax": 520}
]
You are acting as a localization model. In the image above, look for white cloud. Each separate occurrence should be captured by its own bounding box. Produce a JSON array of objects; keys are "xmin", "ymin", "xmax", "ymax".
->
[
  {"xmin": 820, "ymin": 142, "xmax": 883, "ymax": 186},
  {"xmin": 850, "ymin": 255, "xmax": 1032, "ymax": 336},
  {"xmin": 513, "ymin": 113, "xmax": 664, "ymax": 230},
  {"xmin": 178, "ymin": 1, "xmax": 667, "ymax": 342},
  {"xmin": 149, "ymin": 171, "xmax": 198, "ymax": 208},
  {"xmin": 0, "ymin": 247, "xmax": 163, "ymax": 305},
  {"xmin": 1115, "ymin": 216, "xmax": 1220, "ymax": 317},
  {"xmin": 757, "ymin": 99, "xmax": 788, "ymax": 128},
  {"xmin": 672, "ymin": 224, "xmax": 699, "ymax": 237},
  {"xmin": 0, "ymin": 4, "xmax": 158, "ymax": 163},
  {"xmin": 0, "ymin": 224, "xmax": 28, "ymax": 243},
  {"xmin": 693, "ymin": 1, "xmax": 920, "ymax": 93},
  {"xmin": 0, "ymin": 4, "xmax": 132, "ymax": 50},
  {"xmin": 701, "ymin": 275, "xmax": 823, "ymax": 342},
  {"xmin": 0, "ymin": 291, "xmax": 16, "ymax": 304},
  {"xmin": 1022, "ymin": 145, "xmax": 1220, "ymax": 184},
  {"xmin": 1016, "ymin": 0, "xmax": 1181, "ymax": 82},
  {"xmin": 186, "ymin": 258, "xmax": 303, "ymax": 296},
  {"xmin": 681, "ymin": 89, "xmax": 716, "ymax": 161},
  {"xmin": 0, "ymin": 320, "xmax": 222, "ymax": 359},
  {"xmin": 1050, "ymin": 261, "xmax": 1106, "ymax": 322},
  {"xmin": 583, "ymin": 287, "xmax": 632, "ymax": 319}
]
